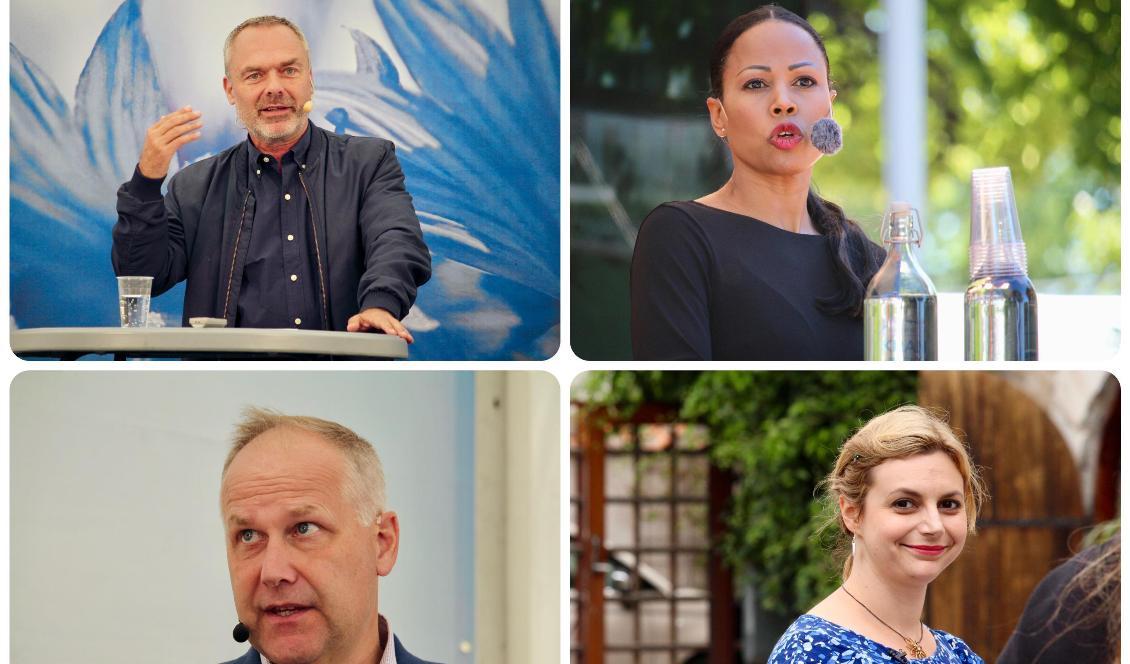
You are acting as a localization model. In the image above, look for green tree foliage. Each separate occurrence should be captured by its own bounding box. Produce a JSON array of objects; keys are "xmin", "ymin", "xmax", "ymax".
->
[
  {"xmin": 919, "ymin": 0, "xmax": 1120, "ymax": 292},
  {"xmin": 804, "ymin": 0, "xmax": 1120, "ymax": 292},
  {"xmin": 572, "ymin": 0, "xmax": 766, "ymax": 111},
  {"xmin": 578, "ymin": 371, "xmax": 918, "ymax": 614}
]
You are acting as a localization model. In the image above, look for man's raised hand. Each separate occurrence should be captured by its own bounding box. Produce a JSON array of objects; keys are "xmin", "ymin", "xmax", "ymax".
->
[{"xmin": 138, "ymin": 106, "xmax": 203, "ymax": 179}]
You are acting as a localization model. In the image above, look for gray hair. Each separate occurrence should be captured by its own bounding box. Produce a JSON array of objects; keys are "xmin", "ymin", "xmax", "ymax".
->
[
  {"xmin": 223, "ymin": 407, "xmax": 386, "ymax": 524},
  {"xmin": 223, "ymin": 15, "xmax": 311, "ymax": 76}
]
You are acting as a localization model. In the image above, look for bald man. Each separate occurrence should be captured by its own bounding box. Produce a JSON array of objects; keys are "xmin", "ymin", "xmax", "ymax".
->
[{"xmin": 219, "ymin": 408, "xmax": 439, "ymax": 664}]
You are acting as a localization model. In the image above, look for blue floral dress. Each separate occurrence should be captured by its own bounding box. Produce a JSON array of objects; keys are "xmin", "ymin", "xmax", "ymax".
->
[{"xmin": 769, "ymin": 614, "xmax": 984, "ymax": 663}]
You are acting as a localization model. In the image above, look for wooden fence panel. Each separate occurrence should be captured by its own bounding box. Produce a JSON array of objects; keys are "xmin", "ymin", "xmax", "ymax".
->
[{"xmin": 919, "ymin": 372, "xmax": 1085, "ymax": 662}]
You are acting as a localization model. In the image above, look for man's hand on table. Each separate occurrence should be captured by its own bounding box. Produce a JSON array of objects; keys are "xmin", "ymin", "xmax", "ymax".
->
[{"xmin": 347, "ymin": 307, "xmax": 414, "ymax": 343}]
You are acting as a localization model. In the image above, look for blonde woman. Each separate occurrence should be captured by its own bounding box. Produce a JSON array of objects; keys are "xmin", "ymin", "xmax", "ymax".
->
[{"xmin": 769, "ymin": 405, "xmax": 987, "ymax": 663}]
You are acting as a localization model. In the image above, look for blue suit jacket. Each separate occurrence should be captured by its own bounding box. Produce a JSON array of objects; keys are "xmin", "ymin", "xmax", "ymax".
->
[
  {"xmin": 114, "ymin": 122, "xmax": 432, "ymax": 329},
  {"xmin": 221, "ymin": 635, "xmax": 440, "ymax": 664}
]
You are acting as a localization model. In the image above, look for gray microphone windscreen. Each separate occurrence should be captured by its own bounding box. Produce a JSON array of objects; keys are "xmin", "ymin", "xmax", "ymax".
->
[{"xmin": 810, "ymin": 117, "xmax": 843, "ymax": 155}]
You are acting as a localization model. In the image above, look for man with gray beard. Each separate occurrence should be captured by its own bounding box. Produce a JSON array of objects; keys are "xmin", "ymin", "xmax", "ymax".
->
[{"xmin": 112, "ymin": 16, "xmax": 430, "ymax": 338}]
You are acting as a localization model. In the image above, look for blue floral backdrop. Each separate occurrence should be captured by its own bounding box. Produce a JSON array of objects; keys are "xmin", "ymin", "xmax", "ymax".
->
[{"xmin": 10, "ymin": 0, "xmax": 560, "ymax": 359}]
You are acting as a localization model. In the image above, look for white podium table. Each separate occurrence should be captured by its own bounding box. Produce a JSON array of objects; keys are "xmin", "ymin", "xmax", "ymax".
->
[
  {"xmin": 935, "ymin": 293, "xmax": 1119, "ymax": 362},
  {"xmin": 11, "ymin": 327, "xmax": 408, "ymax": 360}
]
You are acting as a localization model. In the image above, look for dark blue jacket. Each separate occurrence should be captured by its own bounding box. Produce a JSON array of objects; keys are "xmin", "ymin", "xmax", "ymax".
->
[
  {"xmin": 113, "ymin": 123, "xmax": 431, "ymax": 330},
  {"xmin": 220, "ymin": 635, "xmax": 440, "ymax": 664}
]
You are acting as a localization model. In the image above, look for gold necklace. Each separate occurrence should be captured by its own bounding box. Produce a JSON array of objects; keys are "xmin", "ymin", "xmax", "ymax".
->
[{"xmin": 841, "ymin": 586, "xmax": 928, "ymax": 659}]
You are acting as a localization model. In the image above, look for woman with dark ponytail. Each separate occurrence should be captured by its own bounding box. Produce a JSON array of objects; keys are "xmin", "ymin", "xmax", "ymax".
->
[{"xmin": 630, "ymin": 5, "xmax": 884, "ymax": 360}]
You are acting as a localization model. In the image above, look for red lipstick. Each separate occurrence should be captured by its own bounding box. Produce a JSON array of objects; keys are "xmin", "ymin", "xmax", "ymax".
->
[
  {"xmin": 904, "ymin": 544, "xmax": 947, "ymax": 556},
  {"xmin": 769, "ymin": 122, "xmax": 803, "ymax": 150}
]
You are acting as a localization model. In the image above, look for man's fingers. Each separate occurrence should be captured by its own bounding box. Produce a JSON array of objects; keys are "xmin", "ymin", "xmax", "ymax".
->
[
  {"xmin": 170, "ymin": 119, "xmax": 204, "ymax": 136},
  {"xmin": 157, "ymin": 116, "xmax": 203, "ymax": 143},
  {"xmin": 167, "ymin": 121, "xmax": 203, "ymax": 143},
  {"xmin": 159, "ymin": 106, "xmax": 198, "ymax": 124},
  {"xmin": 150, "ymin": 108, "xmax": 201, "ymax": 138},
  {"xmin": 171, "ymin": 132, "xmax": 202, "ymax": 149},
  {"xmin": 381, "ymin": 318, "xmax": 414, "ymax": 344},
  {"xmin": 152, "ymin": 109, "xmax": 190, "ymax": 131},
  {"xmin": 138, "ymin": 108, "xmax": 203, "ymax": 179},
  {"xmin": 346, "ymin": 312, "xmax": 413, "ymax": 342}
]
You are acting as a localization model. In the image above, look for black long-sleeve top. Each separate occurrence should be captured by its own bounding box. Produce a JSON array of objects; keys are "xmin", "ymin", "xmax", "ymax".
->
[
  {"xmin": 630, "ymin": 200, "xmax": 879, "ymax": 360},
  {"xmin": 997, "ymin": 538, "xmax": 1118, "ymax": 664}
]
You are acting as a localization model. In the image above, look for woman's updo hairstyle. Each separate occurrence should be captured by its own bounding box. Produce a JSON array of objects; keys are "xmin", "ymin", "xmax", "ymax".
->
[
  {"xmin": 707, "ymin": 5, "xmax": 884, "ymax": 317},
  {"xmin": 708, "ymin": 5, "xmax": 830, "ymax": 101},
  {"xmin": 822, "ymin": 405, "xmax": 987, "ymax": 578}
]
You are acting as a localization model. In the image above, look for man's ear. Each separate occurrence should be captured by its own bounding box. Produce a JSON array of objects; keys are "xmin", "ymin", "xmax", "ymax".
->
[
  {"xmin": 223, "ymin": 76, "xmax": 236, "ymax": 105},
  {"xmin": 375, "ymin": 511, "xmax": 400, "ymax": 576}
]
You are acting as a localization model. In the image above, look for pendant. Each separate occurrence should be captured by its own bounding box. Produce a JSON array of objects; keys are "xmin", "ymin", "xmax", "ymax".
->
[{"xmin": 903, "ymin": 637, "xmax": 928, "ymax": 658}]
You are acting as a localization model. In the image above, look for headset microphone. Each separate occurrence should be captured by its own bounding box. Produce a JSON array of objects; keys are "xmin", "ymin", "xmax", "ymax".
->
[
  {"xmin": 233, "ymin": 622, "xmax": 250, "ymax": 643},
  {"xmin": 302, "ymin": 98, "xmax": 314, "ymax": 114}
]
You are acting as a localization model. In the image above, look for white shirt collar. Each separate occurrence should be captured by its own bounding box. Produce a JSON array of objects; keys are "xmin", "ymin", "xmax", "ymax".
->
[{"xmin": 259, "ymin": 615, "xmax": 397, "ymax": 664}]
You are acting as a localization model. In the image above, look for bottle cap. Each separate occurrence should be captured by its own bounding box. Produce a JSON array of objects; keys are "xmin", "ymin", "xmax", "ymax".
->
[{"xmin": 881, "ymin": 201, "xmax": 921, "ymax": 246}]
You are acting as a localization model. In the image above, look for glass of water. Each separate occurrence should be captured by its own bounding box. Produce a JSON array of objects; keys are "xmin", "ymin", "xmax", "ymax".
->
[{"xmin": 117, "ymin": 276, "xmax": 153, "ymax": 328}]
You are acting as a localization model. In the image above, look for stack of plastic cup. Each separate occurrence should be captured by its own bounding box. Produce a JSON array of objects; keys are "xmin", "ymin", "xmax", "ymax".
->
[
  {"xmin": 969, "ymin": 167, "xmax": 1028, "ymax": 279},
  {"xmin": 964, "ymin": 167, "xmax": 1038, "ymax": 360}
]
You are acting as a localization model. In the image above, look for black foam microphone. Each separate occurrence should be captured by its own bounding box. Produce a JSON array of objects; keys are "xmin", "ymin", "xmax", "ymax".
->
[
  {"xmin": 809, "ymin": 116, "xmax": 843, "ymax": 155},
  {"xmin": 884, "ymin": 647, "xmax": 909, "ymax": 663},
  {"xmin": 233, "ymin": 622, "xmax": 250, "ymax": 643}
]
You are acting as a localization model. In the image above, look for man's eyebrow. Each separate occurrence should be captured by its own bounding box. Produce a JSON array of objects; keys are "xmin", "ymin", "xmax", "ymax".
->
[
  {"xmin": 225, "ymin": 504, "xmax": 324, "ymax": 528},
  {"xmin": 227, "ymin": 513, "xmax": 252, "ymax": 527},
  {"xmin": 286, "ymin": 504, "xmax": 323, "ymax": 518},
  {"xmin": 737, "ymin": 61, "xmax": 816, "ymax": 74},
  {"xmin": 238, "ymin": 59, "xmax": 301, "ymax": 75}
]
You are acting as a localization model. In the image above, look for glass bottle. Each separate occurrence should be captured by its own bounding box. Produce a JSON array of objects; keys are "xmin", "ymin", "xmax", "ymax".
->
[{"xmin": 864, "ymin": 201, "xmax": 938, "ymax": 360}]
